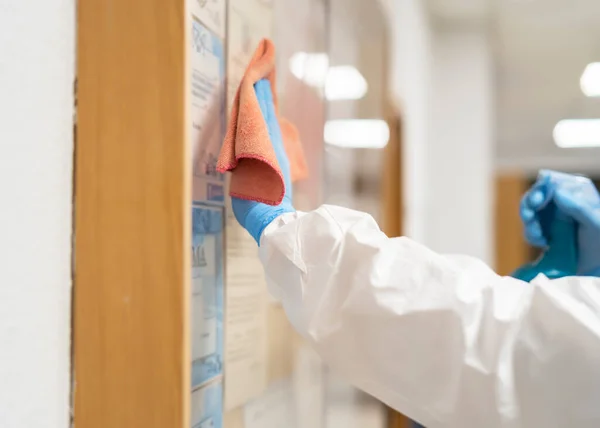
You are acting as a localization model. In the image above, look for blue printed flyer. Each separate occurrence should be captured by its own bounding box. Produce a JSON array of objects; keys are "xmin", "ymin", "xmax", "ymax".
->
[
  {"xmin": 191, "ymin": 380, "xmax": 224, "ymax": 428},
  {"xmin": 191, "ymin": 205, "xmax": 224, "ymax": 388},
  {"xmin": 191, "ymin": 19, "xmax": 226, "ymax": 206}
]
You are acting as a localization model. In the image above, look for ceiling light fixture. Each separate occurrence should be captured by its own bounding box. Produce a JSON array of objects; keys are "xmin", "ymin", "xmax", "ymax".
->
[
  {"xmin": 553, "ymin": 119, "xmax": 600, "ymax": 148},
  {"xmin": 325, "ymin": 66, "xmax": 368, "ymax": 101},
  {"xmin": 289, "ymin": 52, "xmax": 368, "ymax": 101},
  {"xmin": 289, "ymin": 52, "xmax": 329, "ymax": 88},
  {"xmin": 324, "ymin": 119, "xmax": 389, "ymax": 149},
  {"xmin": 580, "ymin": 62, "xmax": 600, "ymax": 97}
]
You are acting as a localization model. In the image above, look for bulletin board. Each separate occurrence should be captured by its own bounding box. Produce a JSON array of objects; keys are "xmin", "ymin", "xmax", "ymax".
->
[
  {"xmin": 189, "ymin": 0, "xmax": 330, "ymax": 425},
  {"xmin": 75, "ymin": 0, "xmax": 328, "ymax": 427}
]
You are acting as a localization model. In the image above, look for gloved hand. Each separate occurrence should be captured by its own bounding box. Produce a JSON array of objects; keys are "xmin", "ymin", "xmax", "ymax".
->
[
  {"xmin": 231, "ymin": 79, "xmax": 295, "ymax": 244},
  {"xmin": 520, "ymin": 170, "xmax": 600, "ymax": 276}
]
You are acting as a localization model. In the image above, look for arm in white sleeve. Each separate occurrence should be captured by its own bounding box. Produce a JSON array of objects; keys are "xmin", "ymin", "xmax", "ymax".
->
[{"xmin": 258, "ymin": 205, "xmax": 600, "ymax": 428}]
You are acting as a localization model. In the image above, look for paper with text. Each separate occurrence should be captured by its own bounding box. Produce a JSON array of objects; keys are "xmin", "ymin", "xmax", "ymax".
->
[{"xmin": 192, "ymin": 381, "xmax": 224, "ymax": 428}]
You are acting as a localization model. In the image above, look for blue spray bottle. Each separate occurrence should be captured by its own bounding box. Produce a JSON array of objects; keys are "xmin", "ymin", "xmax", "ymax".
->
[{"xmin": 511, "ymin": 181, "xmax": 578, "ymax": 282}]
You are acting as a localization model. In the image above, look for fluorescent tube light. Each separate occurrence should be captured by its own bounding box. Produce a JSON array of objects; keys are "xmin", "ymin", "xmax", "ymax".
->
[
  {"xmin": 289, "ymin": 53, "xmax": 368, "ymax": 100},
  {"xmin": 553, "ymin": 119, "xmax": 600, "ymax": 148},
  {"xmin": 580, "ymin": 63, "xmax": 600, "ymax": 97},
  {"xmin": 324, "ymin": 119, "xmax": 389, "ymax": 149},
  {"xmin": 325, "ymin": 66, "xmax": 368, "ymax": 100}
]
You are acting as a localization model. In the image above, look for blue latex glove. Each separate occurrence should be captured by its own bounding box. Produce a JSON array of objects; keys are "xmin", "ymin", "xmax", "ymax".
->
[
  {"xmin": 520, "ymin": 170, "xmax": 600, "ymax": 276},
  {"xmin": 231, "ymin": 79, "xmax": 295, "ymax": 244}
]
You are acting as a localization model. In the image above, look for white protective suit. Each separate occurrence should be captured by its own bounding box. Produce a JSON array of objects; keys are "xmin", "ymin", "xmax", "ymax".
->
[{"xmin": 258, "ymin": 205, "xmax": 600, "ymax": 428}]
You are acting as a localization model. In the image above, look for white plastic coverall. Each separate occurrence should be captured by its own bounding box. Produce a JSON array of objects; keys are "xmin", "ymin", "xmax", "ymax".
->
[{"xmin": 258, "ymin": 205, "xmax": 600, "ymax": 428}]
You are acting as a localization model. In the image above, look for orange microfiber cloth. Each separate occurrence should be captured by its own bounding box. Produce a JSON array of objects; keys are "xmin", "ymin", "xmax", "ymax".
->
[{"xmin": 217, "ymin": 39, "xmax": 308, "ymax": 206}]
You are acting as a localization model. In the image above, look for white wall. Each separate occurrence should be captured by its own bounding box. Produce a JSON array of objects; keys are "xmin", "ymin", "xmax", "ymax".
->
[
  {"xmin": 0, "ymin": 1, "xmax": 74, "ymax": 427},
  {"xmin": 386, "ymin": 0, "xmax": 433, "ymax": 242},
  {"xmin": 494, "ymin": 0, "xmax": 600, "ymax": 176},
  {"xmin": 426, "ymin": 27, "xmax": 494, "ymax": 263},
  {"xmin": 381, "ymin": 1, "xmax": 494, "ymax": 262}
]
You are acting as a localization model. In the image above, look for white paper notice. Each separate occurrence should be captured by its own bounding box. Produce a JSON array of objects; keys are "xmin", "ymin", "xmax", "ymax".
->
[
  {"xmin": 191, "ymin": 206, "xmax": 224, "ymax": 388},
  {"xmin": 224, "ymin": 206, "xmax": 268, "ymax": 410},
  {"xmin": 189, "ymin": 10, "xmax": 226, "ymax": 428},
  {"xmin": 294, "ymin": 345, "xmax": 324, "ymax": 428},
  {"xmin": 191, "ymin": 381, "xmax": 224, "ymax": 428},
  {"xmin": 189, "ymin": 0, "xmax": 226, "ymax": 38},
  {"xmin": 244, "ymin": 379, "xmax": 296, "ymax": 428},
  {"xmin": 226, "ymin": 0, "xmax": 274, "ymax": 108},
  {"xmin": 190, "ymin": 19, "xmax": 226, "ymax": 205}
]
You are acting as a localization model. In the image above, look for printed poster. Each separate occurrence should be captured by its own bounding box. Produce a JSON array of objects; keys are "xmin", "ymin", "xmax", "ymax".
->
[
  {"xmin": 192, "ymin": 380, "xmax": 224, "ymax": 428},
  {"xmin": 191, "ymin": 19, "xmax": 226, "ymax": 205},
  {"xmin": 189, "ymin": 0, "xmax": 226, "ymax": 38},
  {"xmin": 189, "ymin": 12, "xmax": 226, "ymax": 427},
  {"xmin": 191, "ymin": 205, "xmax": 224, "ymax": 388},
  {"xmin": 226, "ymin": 0, "xmax": 274, "ymax": 108},
  {"xmin": 223, "ymin": 210, "xmax": 268, "ymax": 410}
]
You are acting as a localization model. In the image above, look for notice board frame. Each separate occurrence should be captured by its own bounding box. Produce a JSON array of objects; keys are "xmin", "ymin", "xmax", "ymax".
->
[{"xmin": 74, "ymin": 1, "xmax": 190, "ymax": 426}]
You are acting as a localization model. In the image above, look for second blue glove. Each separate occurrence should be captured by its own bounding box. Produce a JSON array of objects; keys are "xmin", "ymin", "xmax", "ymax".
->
[{"xmin": 520, "ymin": 170, "xmax": 600, "ymax": 276}]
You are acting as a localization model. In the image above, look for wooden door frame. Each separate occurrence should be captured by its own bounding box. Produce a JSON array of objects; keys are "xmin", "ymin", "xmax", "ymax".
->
[
  {"xmin": 74, "ymin": 1, "xmax": 190, "ymax": 426},
  {"xmin": 494, "ymin": 171, "xmax": 530, "ymax": 275},
  {"xmin": 381, "ymin": 106, "xmax": 402, "ymax": 238},
  {"xmin": 382, "ymin": 103, "xmax": 410, "ymax": 428}
]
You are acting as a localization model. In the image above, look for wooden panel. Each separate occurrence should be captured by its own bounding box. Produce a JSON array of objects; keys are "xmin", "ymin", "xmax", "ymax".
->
[
  {"xmin": 381, "ymin": 107, "xmax": 402, "ymax": 237},
  {"xmin": 494, "ymin": 172, "xmax": 529, "ymax": 275},
  {"xmin": 74, "ymin": 1, "xmax": 189, "ymax": 427},
  {"xmin": 382, "ymin": 102, "xmax": 410, "ymax": 428},
  {"xmin": 388, "ymin": 408, "xmax": 411, "ymax": 428}
]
